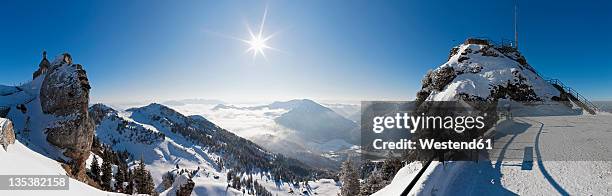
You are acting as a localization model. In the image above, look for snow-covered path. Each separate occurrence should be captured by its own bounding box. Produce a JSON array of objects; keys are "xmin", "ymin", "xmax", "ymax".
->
[{"xmin": 439, "ymin": 115, "xmax": 612, "ymax": 195}]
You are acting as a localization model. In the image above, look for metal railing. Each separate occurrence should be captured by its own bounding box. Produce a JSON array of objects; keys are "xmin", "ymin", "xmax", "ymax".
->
[
  {"xmin": 545, "ymin": 78, "xmax": 599, "ymax": 112},
  {"xmin": 465, "ymin": 37, "xmax": 600, "ymax": 113},
  {"xmin": 464, "ymin": 37, "xmax": 517, "ymax": 49}
]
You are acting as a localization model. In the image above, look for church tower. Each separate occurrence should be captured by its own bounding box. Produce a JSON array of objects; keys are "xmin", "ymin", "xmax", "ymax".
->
[{"xmin": 33, "ymin": 51, "xmax": 50, "ymax": 79}]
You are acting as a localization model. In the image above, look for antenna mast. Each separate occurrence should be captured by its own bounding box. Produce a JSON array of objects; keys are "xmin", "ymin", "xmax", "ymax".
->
[{"xmin": 514, "ymin": 0, "xmax": 518, "ymax": 49}]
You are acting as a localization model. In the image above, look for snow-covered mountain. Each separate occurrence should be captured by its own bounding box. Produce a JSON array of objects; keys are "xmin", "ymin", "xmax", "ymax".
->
[
  {"xmin": 89, "ymin": 102, "xmax": 340, "ymax": 195},
  {"xmin": 414, "ymin": 39, "xmax": 590, "ymax": 116},
  {"xmin": 323, "ymin": 103, "xmax": 361, "ymax": 123},
  {"xmin": 269, "ymin": 99, "xmax": 359, "ymax": 144},
  {"xmin": 206, "ymin": 99, "xmax": 360, "ymax": 170}
]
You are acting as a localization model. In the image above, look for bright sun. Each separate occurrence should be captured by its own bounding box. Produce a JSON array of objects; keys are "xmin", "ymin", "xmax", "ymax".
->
[
  {"xmin": 246, "ymin": 32, "xmax": 270, "ymax": 58},
  {"xmin": 240, "ymin": 6, "xmax": 278, "ymax": 60}
]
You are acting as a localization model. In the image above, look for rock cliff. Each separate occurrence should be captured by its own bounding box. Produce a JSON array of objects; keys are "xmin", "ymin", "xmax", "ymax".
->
[{"xmin": 39, "ymin": 53, "xmax": 94, "ymax": 180}]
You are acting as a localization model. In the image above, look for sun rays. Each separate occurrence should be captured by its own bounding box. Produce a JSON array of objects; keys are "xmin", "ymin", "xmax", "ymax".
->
[{"xmin": 240, "ymin": 6, "xmax": 279, "ymax": 60}]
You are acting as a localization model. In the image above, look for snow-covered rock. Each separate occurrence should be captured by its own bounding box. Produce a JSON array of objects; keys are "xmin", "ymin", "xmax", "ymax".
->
[
  {"xmin": 160, "ymin": 173, "xmax": 195, "ymax": 196},
  {"xmin": 417, "ymin": 39, "xmax": 564, "ymax": 104},
  {"xmin": 0, "ymin": 118, "xmax": 15, "ymax": 151},
  {"xmin": 39, "ymin": 53, "xmax": 94, "ymax": 180},
  {"xmin": 0, "ymin": 52, "xmax": 95, "ymax": 181}
]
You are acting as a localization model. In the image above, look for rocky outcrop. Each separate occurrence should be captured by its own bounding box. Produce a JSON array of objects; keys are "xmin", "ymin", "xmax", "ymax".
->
[
  {"xmin": 0, "ymin": 118, "xmax": 15, "ymax": 151},
  {"xmin": 416, "ymin": 66, "xmax": 457, "ymax": 103},
  {"xmin": 173, "ymin": 174, "xmax": 195, "ymax": 196},
  {"xmin": 176, "ymin": 181, "xmax": 195, "ymax": 196},
  {"xmin": 158, "ymin": 172, "xmax": 194, "ymax": 196},
  {"xmin": 39, "ymin": 53, "xmax": 94, "ymax": 180},
  {"xmin": 416, "ymin": 38, "xmax": 562, "ymax": 104}
]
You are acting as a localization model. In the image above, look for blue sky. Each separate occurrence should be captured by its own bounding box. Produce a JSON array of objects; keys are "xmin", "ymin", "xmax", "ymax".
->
[{"xmin": 0, "ymin": 0, "xmax": 610, "ymax": 103}]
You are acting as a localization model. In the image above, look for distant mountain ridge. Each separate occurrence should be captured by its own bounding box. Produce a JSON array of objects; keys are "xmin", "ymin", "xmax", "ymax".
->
[
  {"xmin": 272, "ymin": 99, "xmax": 360, "ymax": 144},
  {"xmin": 214, "ymin": 99, "xmax": 360, "ymax": 144},
  {"xmin": 208, "ymin": 99, "xmax": 360, "ymax": 170},
  {"xmin": 162, "ymin": 99, "xmax": 225, "ymax": 106}
]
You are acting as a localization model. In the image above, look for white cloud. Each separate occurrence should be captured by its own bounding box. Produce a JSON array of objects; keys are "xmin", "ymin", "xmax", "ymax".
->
[{"xmin": 168, "ymin": 103, "xmax": 294, "ymax": 139}]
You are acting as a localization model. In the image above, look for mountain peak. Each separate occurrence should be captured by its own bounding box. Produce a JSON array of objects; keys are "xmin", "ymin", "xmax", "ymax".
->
[
  {"xmin": 272, "ymin": 99, "xmax": 359, "ymax": 144},
  {"xmin": 416, "ymin": 38, "xmax": 563, "ymax": 104},
  {"xmin": 128, "ymin": 103, "xmax": 171, "ymax": 113},
  {"xmin": 268, "ymin": 99, "xmax": 324, "ymax": 110}
]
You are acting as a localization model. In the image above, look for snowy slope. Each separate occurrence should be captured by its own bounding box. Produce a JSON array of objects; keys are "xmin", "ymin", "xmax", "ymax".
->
[
  {"xmin": 371, "ymin": 162, "xmax": 423, "ymax": 196},
  {"xmin": 90, "ymin": 103, "xmax": 340, "ymax": 195},
  {"xmin": 1, "ymin": 75, "xmax": 72, "ymax": 163},
  {"xmin": 91, "ymin": 103, "xmax": 227, "ymax": 186},
  {"xmin": 0, "ymin": 140, "xmax": 121, "ymax": 196}
]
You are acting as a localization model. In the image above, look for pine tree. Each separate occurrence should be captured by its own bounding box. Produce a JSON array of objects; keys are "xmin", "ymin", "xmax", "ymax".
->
[
  {"xmin": 90, "ymin": 155, "xmax": 101, "ymax": 183},
  {"xmin": 227, "ymin": 170, "xmax": 233, "ymax": 183},
  {"xmin": 92, "ymin": 137, "xmax": 100, "ymax": 150},
  {"xmin": 115, "ymin": 166, "xmax": 125, "ymax": 192},
  {"xmin": 125, "ymin": 169, "xmax": 134, "ymax": 195},
  {"xmin": 141, "ymin": 170, "xmax": 155, "ymax": 194},
  {"xmin": 381, "ymin": 157, "xmax": 402, "ymax": 181},
  {"xmin": 134, "ymin": 155, "xmax": 155, "ymax": 194},
  {"xmin": 232, "ymin": 176, "xmax": 241, "ymax": 189},
  {"xmin": 246, "ymin": 174, "xmax": 253, "ymax": 192},
  {"xmin": 162, "ymin": 171, "xmax": 175, "ymax": 190},
  {"xmin": 100, "ymin": 154, "xmax": 113, "ymax": 191},
  {"xmin": 360, "ymin": 170, "xmax": 385, "ymax": 195},
  {"xmin": 340, "ymin": 159, "xmax": 360, "ymax": 196}
]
